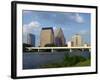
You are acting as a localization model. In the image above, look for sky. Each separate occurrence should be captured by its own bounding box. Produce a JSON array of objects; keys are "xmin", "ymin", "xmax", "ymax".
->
[{"xmin": 22, "ymin": 10, "xmax": 91, "ymax": 46}]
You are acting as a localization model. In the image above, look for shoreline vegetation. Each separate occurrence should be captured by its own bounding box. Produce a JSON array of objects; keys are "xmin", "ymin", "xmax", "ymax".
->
[
  {"xmin": 23, "ymin": 51, "xmax": 91, "ymax": 69},
  {"xmin": 40, "ymin": 55, "xmax": 91, "ymax": 68}
]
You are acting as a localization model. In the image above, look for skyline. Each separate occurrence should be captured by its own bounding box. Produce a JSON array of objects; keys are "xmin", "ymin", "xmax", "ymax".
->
[{"xmin": 22, "ymin": 10, "xmax": 91, "ymax": 46}]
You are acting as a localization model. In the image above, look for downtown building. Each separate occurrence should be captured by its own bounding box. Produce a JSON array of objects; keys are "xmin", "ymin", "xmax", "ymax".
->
[
  {"xmin": 54, "ymin": 28, "xmax": 66, "ymax": 47},
  {"xmin": 71, "ymin": 34, "xmax": 83, "ymax": 47},
  {"xmin": 67, "ymin": 41, "xmax": 73, "ymax": 47},
  {"xmin": 29, "ymin": 33, "xmax": 35, "ymax": 47},
  {"xmin": 23, "ymin": 33, "xmax": 35, "ymax": 47},
  {"xmin": 23, "ymin": 33, "xmax": 35, "ymax": 52},
  {"xmin": 40, "ymin": 27, "xmax": 54, "ymax": 47}
]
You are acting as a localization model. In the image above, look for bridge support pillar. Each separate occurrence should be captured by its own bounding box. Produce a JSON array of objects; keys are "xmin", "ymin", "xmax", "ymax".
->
[
  {"xmin": 89, "ymin": 49, "xmax": 91, "ymax": 52},
  {"xmin": 51, "ymin": 49, "xmax": 53, "ymax": 53},
  {"xmin": 70, "ymin": 49, "xmax": 72, "ymax": 52},
  {"xmin": 38, "ymin": 49, "xmax": 39, "ymax": 52},
  {"xmin": 82, "ymin": 49, "xmax": 84, "ymax": 52}
]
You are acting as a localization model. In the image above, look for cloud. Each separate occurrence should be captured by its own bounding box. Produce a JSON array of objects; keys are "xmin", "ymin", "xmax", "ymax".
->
[
  {"xmin": 36, "ymin": 12, "xmax": 84, "ymax": 25},
  {"xmin": 23, "ymin": 21, "xmax": 40, "ymax": 33},
  {"xmin": 69, "ymin": 13, "xmax": 84, "ymax": 23},
  {"xmin": 35, "ymin": 12, "xmax": 70, "ymax": 25},
  {"xmin": 23, "ymin": 21, "xmax": 41, "ymax": 45},
  {"xmin": 75, "ymin": 14, "xmax": 84, "ymax": 23},
  {"xmin": 79, "ymin": 30, "xmax": 90, "ymax": 35}
]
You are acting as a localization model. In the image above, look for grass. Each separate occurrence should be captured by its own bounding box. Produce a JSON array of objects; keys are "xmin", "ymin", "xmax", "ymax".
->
[
  {"xmin": 75, "ymin": 59, "xmax": 91, "ymax": 66},
  {"xmin": 41, "ymin": 55, "xmax": 91, "ymax": 68}
]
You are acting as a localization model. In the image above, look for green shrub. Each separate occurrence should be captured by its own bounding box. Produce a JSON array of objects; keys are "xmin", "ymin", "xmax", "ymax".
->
[
  {"xmin": 63, "ymin": 55, "xmax": 86, "ymax": 66},
  {"xmin": 41, "ymin": 55, "xmax": 88, "ymax": 68}
]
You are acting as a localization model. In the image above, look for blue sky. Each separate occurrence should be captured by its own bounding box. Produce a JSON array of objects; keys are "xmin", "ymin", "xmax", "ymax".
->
[{"xmin": 22, "ymin": 10, "xmax": 91, "ymax": 46}]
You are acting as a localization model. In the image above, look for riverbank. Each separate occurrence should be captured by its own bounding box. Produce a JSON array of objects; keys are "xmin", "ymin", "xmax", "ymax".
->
[
  {"xmin": 23, "ymin": 51, "xmax": 90, "ymax": 69},
  {"xmin": 40, "ymin": 55, "xmax": 90, "ymax": 68}
]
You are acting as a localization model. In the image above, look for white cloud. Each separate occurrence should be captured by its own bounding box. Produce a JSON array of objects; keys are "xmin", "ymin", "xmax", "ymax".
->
[
  {"xmin": 75, "ymin": 14, "xmax": 84, "ymax": 23},
  {"xmin": 23, "ymin": 21, "xmax": 40, "ymax": 33},
  {"xmin": 79, "ymin": 30, "xmax": 90, "ymax": 35},
  {"xmin": 70, "ymin": 13, "xmax": 84, "ymax": 23},
  {"xmin": 28, "ymin": 21, "xmax": 40, "ymax": 27},
  {"xmin": 23, "ymin": 21, "xmax": 41, "ymax": 44}
]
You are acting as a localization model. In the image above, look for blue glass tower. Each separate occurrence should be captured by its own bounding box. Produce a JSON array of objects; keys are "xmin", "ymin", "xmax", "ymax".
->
[{"xmin": 29, "ymin": 34, "xmax": 35, "ymax": 47}]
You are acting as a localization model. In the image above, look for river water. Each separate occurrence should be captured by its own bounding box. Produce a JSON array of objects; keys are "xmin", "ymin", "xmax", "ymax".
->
[{"xmin": 23, "ymin": 51, "xmax": 90, "ymax": 69}]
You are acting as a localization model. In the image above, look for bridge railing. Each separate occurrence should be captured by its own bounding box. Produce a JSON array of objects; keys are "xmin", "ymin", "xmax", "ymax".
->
[{"xmin": 25, "ymin": 47, "xmax": 91, "ymax": 52}]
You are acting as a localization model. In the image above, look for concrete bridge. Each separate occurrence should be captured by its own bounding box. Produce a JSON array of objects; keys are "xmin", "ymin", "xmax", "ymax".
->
[{"xmin": 26, "ymin": 47, "xmax": 91, "ymax": 52}]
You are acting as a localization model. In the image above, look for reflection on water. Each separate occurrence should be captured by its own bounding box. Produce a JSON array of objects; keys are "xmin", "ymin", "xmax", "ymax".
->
[{"xmin": 23, "ymin": 51, "xmax": 90, "ymax": 69}]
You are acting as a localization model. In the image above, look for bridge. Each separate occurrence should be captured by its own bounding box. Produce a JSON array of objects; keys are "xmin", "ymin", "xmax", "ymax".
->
[{"xmin": 26, "ymin": 47, "xmax": 91, "ymax": 52}]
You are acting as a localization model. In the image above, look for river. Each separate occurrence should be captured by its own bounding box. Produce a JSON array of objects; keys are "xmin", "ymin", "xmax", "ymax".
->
[{"xmin": 23, "ymin": 51, "xmax": 90, "ymax": 69}]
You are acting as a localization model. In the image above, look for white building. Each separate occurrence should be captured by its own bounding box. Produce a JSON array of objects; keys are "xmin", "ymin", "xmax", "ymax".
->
[
  {"xmin": 67, "ymin": 41, "xmax": 72, "ymax": 47},
  {"xmin": 83, "ymin": 43, "xmax": 88, "ymax": 47},
  {"xmin": 72, "ymin": 34, "xmax": 83, "ymax": 47}
]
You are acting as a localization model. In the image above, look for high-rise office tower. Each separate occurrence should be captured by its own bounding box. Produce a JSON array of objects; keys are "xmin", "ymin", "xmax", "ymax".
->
[
  {"xmin": 22, "ymin": 33, "xmax": 35, "ymax": 47},
  {"xmin": 29, "ymin": 33, "xmax": 35, "ymax": 47},
  {"xmin": 54, "ymin": 28, "xmax": 66, "ymax": 46},
  {"xmin": 40, "ymin": 27, "xmax": 54, "ymax": 47},
  {"xmin": 23, "ymin": 33, "xmax": 31, "ymax": 45},
  {"xmin": 72, "ymin": 34, "xmax": 83, "ymax": 47}
]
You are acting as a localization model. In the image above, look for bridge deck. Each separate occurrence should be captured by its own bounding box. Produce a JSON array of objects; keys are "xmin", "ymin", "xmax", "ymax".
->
[{"xmin": 26, "ymin": 47, "xmax": 91, "ymax": 50}]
